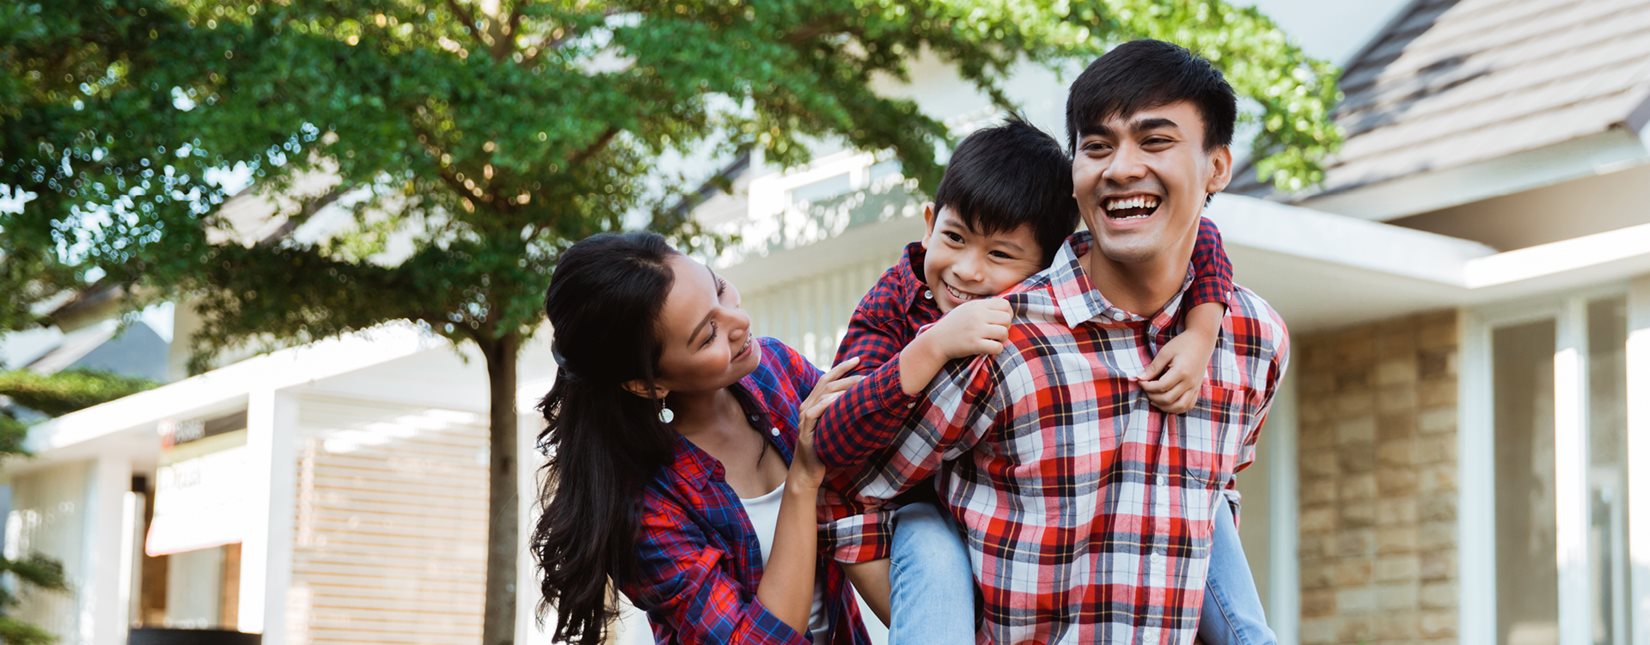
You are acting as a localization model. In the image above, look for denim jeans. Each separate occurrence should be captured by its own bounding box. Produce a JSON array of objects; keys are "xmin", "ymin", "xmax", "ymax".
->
[
  {"xmin": 1198, "ymin": 497, "xmax": 1277, "ymax": 645},
  {"xmin": 888, "ymin": 502, "xmax": 976, "ymax": 644}
]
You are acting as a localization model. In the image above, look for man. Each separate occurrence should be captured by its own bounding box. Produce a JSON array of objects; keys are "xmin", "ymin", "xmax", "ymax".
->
[{"xmin": 825, "ymin": 39, "xmax": 1289, "ymax": 643}]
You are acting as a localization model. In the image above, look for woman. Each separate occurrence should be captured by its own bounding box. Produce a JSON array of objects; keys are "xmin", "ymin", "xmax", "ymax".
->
[{"xmin": 531, "ymin": 231, "xmax": 871, "ymax": 644}]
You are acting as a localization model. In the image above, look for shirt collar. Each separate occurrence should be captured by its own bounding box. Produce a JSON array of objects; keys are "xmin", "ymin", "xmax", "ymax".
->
[
  {"xmin": 895, "ymin": 241, "xmax": 937, "ymax": 314},
  {"xmin": 1048, "ymin": 230, "xmax": 1196, "ymax": 332}
]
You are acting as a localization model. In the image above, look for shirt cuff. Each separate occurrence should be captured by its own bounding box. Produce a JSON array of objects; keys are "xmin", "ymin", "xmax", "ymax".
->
[
  {"xmin": 865, "ymin": 350, "xmax": 920, "ymax": 413},
  {"xmin": 822, "ymin": 508, "xmax": 895, "ymax": 564}
]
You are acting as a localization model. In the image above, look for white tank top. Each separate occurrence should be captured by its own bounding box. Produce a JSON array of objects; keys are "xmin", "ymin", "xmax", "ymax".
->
[{"xmin": 739, "ymin": 481, "xmax": 830, "ymax": 644}]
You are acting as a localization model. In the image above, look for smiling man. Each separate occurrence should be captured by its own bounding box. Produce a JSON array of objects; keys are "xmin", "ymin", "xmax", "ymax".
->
[{"xmin": 825, "ymin": 40, "xmax": 1290, "ymax": 643}]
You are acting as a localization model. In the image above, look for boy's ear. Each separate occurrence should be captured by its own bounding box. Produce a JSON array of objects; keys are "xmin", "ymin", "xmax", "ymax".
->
[
  {"xmin": 1204, "ymin": 145, "xmax": 1234, "ymax": 195},
  {"xmin": 921, "ymin": 203, "xmax": 937, "ymax": 248},
  {"xmin": 620, "ymin": 379, "xmax": 670, "ymax": 401}
]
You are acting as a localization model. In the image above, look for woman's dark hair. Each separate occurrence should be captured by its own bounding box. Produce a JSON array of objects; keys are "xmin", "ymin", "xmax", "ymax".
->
[{"xmin": 531, "ymin": 231, "xmax": 679, "ymax": 644}]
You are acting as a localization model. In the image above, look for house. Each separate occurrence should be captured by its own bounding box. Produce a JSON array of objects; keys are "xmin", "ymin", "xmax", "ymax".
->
[
  {"xmin": 2, "ymin": 178, "xmax": 561, "ymax": 644},
  {"xmin": 9, "ymin": 0, "xmax": 1649, "ymax": 644}
]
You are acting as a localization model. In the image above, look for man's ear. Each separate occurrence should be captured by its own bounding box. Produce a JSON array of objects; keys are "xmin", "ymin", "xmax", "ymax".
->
[
  {"xmin": 1205, "ymin": 145, "xmax": 1234, "ymax": 194},
  {"xmin": 920, "ymin": 203, "xmax": 937, "ymax": 249},
  {"xmin": 620, "ymin": 379, "xmax": 669, "ymax": 401}
]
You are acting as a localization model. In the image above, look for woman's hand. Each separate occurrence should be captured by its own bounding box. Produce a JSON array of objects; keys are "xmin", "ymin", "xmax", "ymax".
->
[{"xmin": 791, "ymin": 356, "xmax": 862, "ymax": 489}]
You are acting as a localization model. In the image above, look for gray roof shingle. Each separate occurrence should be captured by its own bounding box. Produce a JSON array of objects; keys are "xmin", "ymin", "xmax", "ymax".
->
[{"xmin": 1234, "ymin": 0, "xmax": 1650, "ymax": 200}]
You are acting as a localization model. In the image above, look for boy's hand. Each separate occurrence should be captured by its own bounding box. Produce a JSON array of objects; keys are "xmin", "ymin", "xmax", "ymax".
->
[
  {"xmin": 793, "ymin": 357, "xmax": 862, "ymax": 489},
  {"xmin": 926, "ymin": 297, "xmax": 1012, "ymax": 360},
  {"xmin": 898, "ymin": 298, "xmax": 1011, "ymax": 395},
  {"xmin": 1138, "ymin": 323, "xmax": 1218, "ymax": 414}
]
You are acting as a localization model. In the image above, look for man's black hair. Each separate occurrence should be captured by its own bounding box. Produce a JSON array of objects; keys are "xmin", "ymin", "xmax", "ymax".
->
[
  {"xmin": 1065, "ymin": 39, "xmax": 1238, "ymax": 154},
  {"xmin": 934, "ymin": 116, "xmax": 1078, "ymax": 267}
]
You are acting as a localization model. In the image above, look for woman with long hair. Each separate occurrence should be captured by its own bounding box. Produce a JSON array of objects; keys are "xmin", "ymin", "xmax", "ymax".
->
[{"xmin": 531, "ymin": 231, "xmax": 871, "ymax": 644}]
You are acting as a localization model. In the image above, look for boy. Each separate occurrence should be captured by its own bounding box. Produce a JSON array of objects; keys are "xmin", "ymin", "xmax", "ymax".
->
[{"xmin": 814, "ymin": 115, "xmax": 1267, "ymax": 643}]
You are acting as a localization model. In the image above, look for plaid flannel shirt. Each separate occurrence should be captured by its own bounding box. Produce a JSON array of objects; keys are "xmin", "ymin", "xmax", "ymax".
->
[
  {"xmin": 620, "ymin": 337, "xmax": 871, "ymax": 645},
  {"xmin": 815, "ymin": 218, "xmax": 1235, "ymax": 565},
  {"xmin": 824, "ymin": 231, "xmax": 1288, "ymax": 643}
]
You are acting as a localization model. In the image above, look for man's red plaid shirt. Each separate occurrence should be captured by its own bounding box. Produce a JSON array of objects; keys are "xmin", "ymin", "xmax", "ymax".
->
[
  {"xmin": 814, "ymin": 218, "xmax": 1235, "ymax": 566},
  {"xmin": 823, "ymin": 230, "xmax": 1288, "ymax": 644}
]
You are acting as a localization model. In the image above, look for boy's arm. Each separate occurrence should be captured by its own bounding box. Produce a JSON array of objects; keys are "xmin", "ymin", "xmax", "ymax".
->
[
  {"xmin": 1139, "ymin": 217, "xmax": 1233, "ymax": 413},
  {"xmin": 815, "ymin": 300, "xmax": 1009, "ymax": 469},
  {"xmin": 813, "ymin": 309, "xmax": 926, "ymax": 469},
  {"xmin": 1187, "ymin": 216, "xmax": 1234, "ymax": 309},
  {"xmin": 824, "ymin": 354, "xmax": 1006, "ymax": 558}
]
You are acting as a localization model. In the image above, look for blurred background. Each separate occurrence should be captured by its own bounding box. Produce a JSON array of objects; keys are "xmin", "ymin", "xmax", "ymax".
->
[{"xmin": 2, "ymin": 0, "xmax": 1648, "ymax": 644}]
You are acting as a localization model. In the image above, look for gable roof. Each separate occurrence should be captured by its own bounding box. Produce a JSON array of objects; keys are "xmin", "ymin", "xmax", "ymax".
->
[{"xmin": 1235, "ymin": 0, "xmax": 1650, "ymax": 202}]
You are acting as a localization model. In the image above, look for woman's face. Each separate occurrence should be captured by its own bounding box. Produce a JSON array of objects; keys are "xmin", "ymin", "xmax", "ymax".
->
[{"xmin": 651, "ymin": 254, "xmax": 762, "ymax": 394}]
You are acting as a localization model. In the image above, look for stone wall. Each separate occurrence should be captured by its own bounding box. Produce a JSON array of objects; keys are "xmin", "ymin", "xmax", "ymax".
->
[{"xmin": 1293, "ymin": 310, "xmax": 1460, "ymax": 644}]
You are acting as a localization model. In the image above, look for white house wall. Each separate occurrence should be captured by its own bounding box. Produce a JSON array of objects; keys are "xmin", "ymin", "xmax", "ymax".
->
[
  {"xmin": 742, "ymin": 249, "xmax": 905, "ymax": 368},
  {"xmin": 6, "ymin": 461, "xmax": 91, "ymax": 644}
]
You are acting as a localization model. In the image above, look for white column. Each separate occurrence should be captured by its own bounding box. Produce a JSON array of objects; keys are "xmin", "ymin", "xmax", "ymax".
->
[
  {"xmin": 84, "ymin": 455, "xmax": 132, "ymax": 645},
  {"xmin": 1265, "ymin": 376, "xmax": 1299, "ymax": 645},
  {"xmin": 1555, "ymin": 300, "xmax": 1594, "ymax": 645},
  {"xmin": 239, "ymin": 390, "xmax": 299, "ymax": 639},
  {"xmin": 118, "ymin": 490, "xmax": 143, "ymax": 634},
  {"xmin": 1457, "ymin": 311, "xmax": 1497, "ymax": 644},
  {"xmin": 1627, "ymin": 275, "xmax": 1650, "ymax": 645}
]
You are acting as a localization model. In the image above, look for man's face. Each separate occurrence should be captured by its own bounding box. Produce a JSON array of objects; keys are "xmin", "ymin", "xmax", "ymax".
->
[{"xmin": 1071, "ymin": 101, "xmax": 1231, "ymax": 265}]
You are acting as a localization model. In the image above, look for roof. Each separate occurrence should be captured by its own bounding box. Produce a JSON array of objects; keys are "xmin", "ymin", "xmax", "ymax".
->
[
  {"xmin": 23, "ymin": 319, "xmax": 168, "ymax": 381},
  {"xmin": 1235, "ymin": 0, "xmax": 1650, "ymax": 201}
]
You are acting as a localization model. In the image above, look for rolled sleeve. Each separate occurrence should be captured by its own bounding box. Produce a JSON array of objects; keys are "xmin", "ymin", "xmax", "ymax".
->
[{"xmin": 1186, "ymin": 216, "xmax": 1235, "ymax": 309}]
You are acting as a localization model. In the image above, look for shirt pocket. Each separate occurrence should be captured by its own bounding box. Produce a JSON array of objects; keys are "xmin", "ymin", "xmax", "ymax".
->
[{"xmin": 1178, "ymin": 384, "xmax": 1252, "ymax": 488}]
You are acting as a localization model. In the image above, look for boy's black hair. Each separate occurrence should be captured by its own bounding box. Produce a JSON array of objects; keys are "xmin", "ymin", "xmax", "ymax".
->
[
  {"xmin": 1065, "ymin": 39, "xmax": 1238, "ymax": 154},
  {"xmin": 934, "ymin": 116, "xmax": 1078, "ymax": 267}
]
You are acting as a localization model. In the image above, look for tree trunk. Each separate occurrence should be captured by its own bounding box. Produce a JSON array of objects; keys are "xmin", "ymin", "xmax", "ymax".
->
[{"xmin": 480, "ymin": 331, "xmax": 521, "ymax": 645}]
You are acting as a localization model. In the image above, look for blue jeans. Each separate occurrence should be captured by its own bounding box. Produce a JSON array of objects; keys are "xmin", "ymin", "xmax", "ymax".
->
[
  {"xmin": 1199, "ymin": 497, "xmax": 1277, "ymax": 645},
  {"xmin": 888, "ymin": 502, "xmax": 976, "ymax": 644}
]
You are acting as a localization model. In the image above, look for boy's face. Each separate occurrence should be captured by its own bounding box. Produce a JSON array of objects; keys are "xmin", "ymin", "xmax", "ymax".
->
[
  {"xmin": 921, "ymin": 205, "xmax": 1044, "ymax": 314},
  {"xmin": 1071, "ymin": 100, "xmax": 1231, "ymax": 266}
]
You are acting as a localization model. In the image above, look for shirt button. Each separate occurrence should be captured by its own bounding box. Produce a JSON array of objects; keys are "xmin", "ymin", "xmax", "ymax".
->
[
  {"xmin": 1156, "ymin": 475, "xmax": 1166, "ymax": 486},
  {"xmin": 906, "ymin": 401, "xmax": 916, "ymax": 409},
  {"xmin": 923, "ymin": 289, "xmax": 933, "ymax": 300},
  {"xmin": 770, "ymin": 427, "xmax": 781, "ymax": 437},
  {"xmin": 1111, "ymin": 310, "xmax": 1127, "ymax": 321}
]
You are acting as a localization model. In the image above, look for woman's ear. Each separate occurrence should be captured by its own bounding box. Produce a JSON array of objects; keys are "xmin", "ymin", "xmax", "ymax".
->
[{"xmin": 620, "ymin": 379, "xmax": 670, "ymax": 401}]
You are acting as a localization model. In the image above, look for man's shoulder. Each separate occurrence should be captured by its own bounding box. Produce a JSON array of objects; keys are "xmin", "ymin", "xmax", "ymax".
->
[{"xmin": 1000, "ymin": 269, "xmax": 1062, "ymax": 321}]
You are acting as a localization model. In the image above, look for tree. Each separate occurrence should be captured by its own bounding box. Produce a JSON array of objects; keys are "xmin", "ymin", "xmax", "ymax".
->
[
  {"xmin": 0, "ymin": 554, "xmax": 67, "ymax": 645},
  {"xmin": 0, "ymin": 1, "xmax": 1340, "ymax": 641}
]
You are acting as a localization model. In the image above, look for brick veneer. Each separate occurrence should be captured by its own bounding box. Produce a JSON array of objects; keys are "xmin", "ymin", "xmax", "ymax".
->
[{"xmin": 1293, "ymin": 310, "xmax": 1460, "ymax": 644}]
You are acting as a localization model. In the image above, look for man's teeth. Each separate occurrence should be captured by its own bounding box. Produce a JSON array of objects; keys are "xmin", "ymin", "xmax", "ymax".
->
[{"xmin": 1104, "ymin": 196, "xmax": 1160, "ymax": 212}]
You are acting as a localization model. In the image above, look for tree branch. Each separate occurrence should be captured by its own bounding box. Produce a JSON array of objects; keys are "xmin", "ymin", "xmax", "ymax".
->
[
  {"xmin": 567, "ymin": 127, "xmax": 619, "ymax": 167},
  {"xmin": 407, "ymin": 119, "xmax": 511, "ymax": 210},
  {"xmin": 445, "ymin": 0, "xmax": 490, "ymax": 49},
  {"xmin": 518, "ymin": 8, "xmax": 624, "ymax": 68},
  {"xmin": 489, "ymin": 0, "xmax": 529, "ymax": 61},
  {"xmin": 257, "ymin": 186, "xmax": 349, "ymax": 246},
  {"xmin": 782, "ymin": 13, "xmax": 856, "ymax": 46}
]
